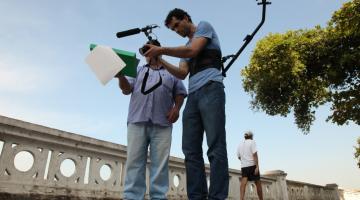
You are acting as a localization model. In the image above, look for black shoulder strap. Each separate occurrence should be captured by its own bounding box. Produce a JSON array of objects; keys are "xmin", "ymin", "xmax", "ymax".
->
[{"xmin": 141, "ymin": 67, "xmax": 162, "ymax": 95}]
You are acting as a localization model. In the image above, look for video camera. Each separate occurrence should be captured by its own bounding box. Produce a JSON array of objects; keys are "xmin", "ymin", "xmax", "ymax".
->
[
  {"xmin": 116, "ymin": 24, "xmax": 160, "ymax": 56},
  {"xmin": 139, "ymin": 39, "xmax": 161, "ymax": 56},
  {"xmin": 116, "ymin": 24, "xmax": 162, "ymax": 95}
]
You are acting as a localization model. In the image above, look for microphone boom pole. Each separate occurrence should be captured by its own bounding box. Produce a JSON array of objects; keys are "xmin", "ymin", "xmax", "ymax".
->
[{"xmin": 222, "ymin": 0, "xmax": 271, "ymax": 76}]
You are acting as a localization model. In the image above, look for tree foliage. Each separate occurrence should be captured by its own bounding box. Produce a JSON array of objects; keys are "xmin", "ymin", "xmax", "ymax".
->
[
  {"xmin": 356, "ymin": 138, "xmax": 360, "ymax": 168},
  {"xmin": 242, "ymin": 0, "xmax": 360, "ymax": 133}
]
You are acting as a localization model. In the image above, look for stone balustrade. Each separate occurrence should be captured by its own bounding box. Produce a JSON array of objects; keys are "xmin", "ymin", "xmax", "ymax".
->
[
  {"xmin": 286, "ymin": 181, "xmax": 340, "ymax": 200},
  {"xmin": 0, "ymin": 115, "xmax": 342, "ymax": 200}
]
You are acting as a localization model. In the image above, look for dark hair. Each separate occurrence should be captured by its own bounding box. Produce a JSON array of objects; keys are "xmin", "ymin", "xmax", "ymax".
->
[
  {"xmin": 147, "ymin": 39, "xmax": 161, "ymax": 47},
  {"xmin": 164, "ymin": 8, "xmax": 192, "ymax": 28},
  {"xmin": 244, "ymin": 135, "xmax": 253, "ymax": 140},
  {"xmin": 244, "ymin": 131, "xmax": 253, "ymax": 140}
]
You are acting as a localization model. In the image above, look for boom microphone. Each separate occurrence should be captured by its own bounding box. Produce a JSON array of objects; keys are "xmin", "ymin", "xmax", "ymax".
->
[
  {"xmin": 116, "ymin": 28, "xmax": 141, "ymax": 38},
  {"xmin": 116, "ymin": 25, "xmax": 159, "ymax": 39}
]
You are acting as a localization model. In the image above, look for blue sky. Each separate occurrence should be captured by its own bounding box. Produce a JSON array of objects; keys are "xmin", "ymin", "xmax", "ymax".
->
[{"xmin": 0, "ymin": 0, "xmax": 359, "ymax": 190}]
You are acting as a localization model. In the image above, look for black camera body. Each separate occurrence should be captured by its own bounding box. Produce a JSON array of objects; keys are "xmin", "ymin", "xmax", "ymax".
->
[
  {"xmin": 139, "ymin": 39, "xmax": 161, "ymax": 56},
  {"xmin": 139, "ymin": 45, "xmax": 150, "ymax": 55}
]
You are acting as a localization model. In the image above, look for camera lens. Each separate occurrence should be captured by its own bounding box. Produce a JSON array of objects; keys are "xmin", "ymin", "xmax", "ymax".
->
[{"xmin": 139, "ymin": 46, "xmax": 150, "ymax": 55}]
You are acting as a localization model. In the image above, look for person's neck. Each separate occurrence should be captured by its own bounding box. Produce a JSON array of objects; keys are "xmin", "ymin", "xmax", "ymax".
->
[
  {"xmin": 188, "ymin": 24, "xmax": 197, "ymax": 39},
  {"xmin": 148, "ymin": 62, "xmax": 161, "ymax": 70}
]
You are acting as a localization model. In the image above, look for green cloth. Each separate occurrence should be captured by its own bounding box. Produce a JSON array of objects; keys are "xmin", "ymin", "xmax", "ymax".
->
[{"xmin": 90, "ymin": 44, "xmax": 138, "ymax": 77}]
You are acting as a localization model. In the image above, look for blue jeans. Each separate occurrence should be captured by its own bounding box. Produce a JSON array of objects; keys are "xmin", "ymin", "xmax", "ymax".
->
[
  {"xmin": 182, "ymin": 81, "xmax": 229, "ymax": 200},
  {"xmin": 124, "ymin": 123, "xmax": 172, "ymax": 200}
]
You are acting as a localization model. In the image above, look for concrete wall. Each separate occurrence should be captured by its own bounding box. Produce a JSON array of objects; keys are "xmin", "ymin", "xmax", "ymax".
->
[
  {"xmin": 0, "ymin": 115, "xmax": 342, "ymax": 200},
  {"xmin": 341, "ymin": 189, "xmax": 360, "ymax": 200}
]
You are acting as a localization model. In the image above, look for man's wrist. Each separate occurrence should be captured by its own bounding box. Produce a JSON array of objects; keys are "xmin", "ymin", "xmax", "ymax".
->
[{"xmin": 160, "ymin": 47, "xmax": 168, "ymax": 55}]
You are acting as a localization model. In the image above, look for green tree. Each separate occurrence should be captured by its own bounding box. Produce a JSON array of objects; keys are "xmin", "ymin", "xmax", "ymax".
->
[
  {"xmin": 242, "ymin": 0, "xmax": 360, "ymax": 133},
  {"xmin": 356, "ymin": 138, "xmax": 360, "ymax": 168}
]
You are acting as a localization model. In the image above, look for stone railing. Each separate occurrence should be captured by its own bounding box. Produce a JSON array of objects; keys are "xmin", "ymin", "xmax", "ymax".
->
[
  {"xmin": 341, "ymin": 189, "xmax": 360, "ymax": 200},
  {"xmin": 0, "ymin": 115, "xmax": 342, "ymax": 200},
  {"xmin": 286, "ymin": 180, "xmax": 341, "ymax": 200}
]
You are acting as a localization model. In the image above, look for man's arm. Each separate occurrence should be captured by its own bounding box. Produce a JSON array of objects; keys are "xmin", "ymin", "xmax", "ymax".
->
[
  {"xmin": 167, "ymin": 94, "xmax": 185, "ymax": 123},
  {"xmin": 144, "ymin": 36, "xmax": 208, "ymax": 79},
  {"xmin": 144, "ymin": 37, "xmax": 208, "ymax": 59},
  {"xmin": 237, "ymin": 147, "xmax": 241, "ymax": 160},
  {"xmin": 253, "ymin": 152, "xmax": 260, "ymax": 175},
  {"xmin": 116, "ymin": 74, "xmax": 132, "ymax": 95},
  {"xmin": 159, "ymin": 58, "xmax": 189, "ymax": 80}
]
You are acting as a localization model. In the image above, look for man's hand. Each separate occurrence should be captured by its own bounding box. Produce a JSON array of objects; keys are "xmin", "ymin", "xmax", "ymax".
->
[
  {"xmin": 167, "ymin": 106, "xmax": 180, "ymax": 123},
  {"xmin": 254, "ymin": 166, "xmax": 259, "ymax": 175},
  {"xmin": 115, "ymin": 72, "xmax": 124, "ymax": 78},
  {"xmin": 143, "ymin": 44, "xmax": 163, "ymax": 58},
  {"xmin": 116, "ymin": 73, "xmax": 132, "ymax": 95}
]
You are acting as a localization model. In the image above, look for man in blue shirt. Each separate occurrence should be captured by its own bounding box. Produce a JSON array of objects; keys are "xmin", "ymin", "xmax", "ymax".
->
[
  {"xmin": 117, "ymin": 40, "xmax": 187, "ymax": 200},
  {"xmin": 144, "ymin": 9, "xmax": 229, "ymax": 200}
]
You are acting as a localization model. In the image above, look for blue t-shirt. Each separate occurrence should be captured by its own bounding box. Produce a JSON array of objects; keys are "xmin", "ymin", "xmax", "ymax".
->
[{"xmin": 181, "ymin": 21, "xmax": 223, "ymax": 94}]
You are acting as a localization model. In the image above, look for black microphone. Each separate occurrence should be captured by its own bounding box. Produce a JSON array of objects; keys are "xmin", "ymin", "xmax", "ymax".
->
[
  {"xmin": 116, "ymin": 25, "xmax": 159, "ymax": 38},
  {"xmin": 116, "ymin": 28, "xmax": 141, "ymax": 38}
]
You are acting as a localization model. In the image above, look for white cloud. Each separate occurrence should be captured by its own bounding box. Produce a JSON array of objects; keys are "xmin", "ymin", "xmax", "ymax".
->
[
  {"xmin": 0, "ymin": 54, "xmax": 63, "ymax": 94},
  {"xmin": 0, "ymin": 64, "xmax": 44, "ymax": 93}
]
